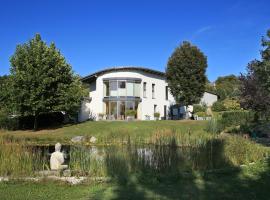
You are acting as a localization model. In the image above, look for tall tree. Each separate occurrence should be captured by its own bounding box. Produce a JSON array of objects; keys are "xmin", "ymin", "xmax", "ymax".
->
[
  {"xmin": 0, "ymin": 75, "xmax": 12, "ymax": 111},
  {"xmin": 10, "ymin": 34, "xmax": 85, "ymax": 130},
  {"xmin": 240, "ymin": 30, "xmax": 270, "ymax": 119},
  {"xmin": 215, "ymin": 75, "xmax": 241, "ymax": 100},
  {"xmin": 166, "ymin": 41, "xmax": 207, "ymax": 106}
]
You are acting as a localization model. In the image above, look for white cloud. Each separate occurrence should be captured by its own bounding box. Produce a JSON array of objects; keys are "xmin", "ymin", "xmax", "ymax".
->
[{"xmin": 194, "ymin": 26, "xmax": 212, "ymax": 35}]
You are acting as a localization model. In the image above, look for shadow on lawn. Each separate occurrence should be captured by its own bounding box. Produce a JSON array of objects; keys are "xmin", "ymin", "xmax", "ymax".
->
[{"xmin": 89, "ymin": 137, "xmax": 270, "ymax": 200}]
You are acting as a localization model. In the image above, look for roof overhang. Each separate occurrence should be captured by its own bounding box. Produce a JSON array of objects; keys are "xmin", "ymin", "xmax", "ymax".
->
[{"xmin": 81, "ymin": 66, "xmax": 165, "ymax": 83}]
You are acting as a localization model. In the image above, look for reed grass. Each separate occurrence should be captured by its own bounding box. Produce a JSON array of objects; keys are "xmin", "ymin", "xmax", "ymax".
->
[
  {"xmin": 0, "ymin": 126, "xmax": 269, "ymax": 179},
  {"xmin": 0, "ymin": 138, "xmax": 47, "ymax": 177},
  {"xmin": 69, "ymin": 145, "xmax": 106, "ymax": 176},
  {"xmin": 68, "ymin": 133, "xmax": 269, "ymax": 178}
]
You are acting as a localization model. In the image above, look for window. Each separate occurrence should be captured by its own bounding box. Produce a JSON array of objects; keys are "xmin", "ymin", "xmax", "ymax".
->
[
  {"xmin": 154, "ymin": 104, "xmax": 157, "ymax": 113},
  {"xmin": 118, "ymin": 81, "xmax": 126, "ymax": 96},
  {"xmin": 104, "ymin": 81, "xmax": 109, "ymax": 96},
  {"xmin": 165, "ymin": 86, "xmax": 168, "ymax": 100},
  {"xmin": 134, "ymin": 82, "xmax": 140, "ymax": 97},
  {"xmin": 152, "ymin": 84, "xmax": 155, "ymax": 99},
  {"xmin": 118, "ymin": 81, "xmax": 126, "ymax": 89},
  {"xmin": 164, "ymin": 105, "xmax": 167, "ymax": 120},
  {"xmin": 126, "ymin": 82, "xmax": 134, "ymax": 96},
  {"xmin": 143, "ymin": 82, "xmax": 147, "ymax": 98},
  {"xmin": 110, "ymin": 81, "xmax": 118, "ymax": 96}
]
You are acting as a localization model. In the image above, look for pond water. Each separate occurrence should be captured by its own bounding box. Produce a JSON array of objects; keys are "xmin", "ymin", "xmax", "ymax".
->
[{"xmin": 33, "ymin": 140, "xmax": 232, "ymax": 174}]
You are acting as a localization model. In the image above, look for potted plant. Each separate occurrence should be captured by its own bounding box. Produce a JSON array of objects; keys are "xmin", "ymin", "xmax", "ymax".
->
[
  {"xmin": 125, "ymin": 110, "xmax": 136, "ymax": 121},
  {"xmin": 98, "ymin": 113, "xmax": 104, "ymax": 120},
  {"xmin": 145, "ymin": 115, "xmax": 150, "ymax": 120},
  {"xmin": 154, "ymin": 112, "xmax": 160, "ymax": 120}
]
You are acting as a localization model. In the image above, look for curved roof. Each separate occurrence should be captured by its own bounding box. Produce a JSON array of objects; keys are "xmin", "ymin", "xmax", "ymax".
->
[{"xmin": 81, "ymin": 66, "xmax": 165, "ymax": 83}]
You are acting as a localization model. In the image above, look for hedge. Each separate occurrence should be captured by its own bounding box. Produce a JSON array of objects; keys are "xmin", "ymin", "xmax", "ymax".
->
[
  {"xmin": 212, "ymin": 101, "xmax": 226, "ymax": 112},
  {"xmin": 220, "ymin": 110, "xmax": 254, "ymax": 127},
  {"xmin": 193, "ymin": 104, "xmax": 206, "ymax": 113},
  {"xmin": 0, "ymin": 112, "xmax": 66, "ymax": 130}
]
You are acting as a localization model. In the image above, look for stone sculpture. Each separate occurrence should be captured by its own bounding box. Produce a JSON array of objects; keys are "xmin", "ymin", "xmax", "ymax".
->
[{"xmin": 50, "ymin": 143, "xmax": 68, "ymax": 170}]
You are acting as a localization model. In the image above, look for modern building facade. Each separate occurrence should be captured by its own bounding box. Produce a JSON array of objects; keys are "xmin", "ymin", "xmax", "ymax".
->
[
  {"xmin": 79, "ymin": 66, "xmax": 175, "ymax": 121},
  {"xmin": 79, "ymin": 66, "xmax": 218, "ymax": 121}
]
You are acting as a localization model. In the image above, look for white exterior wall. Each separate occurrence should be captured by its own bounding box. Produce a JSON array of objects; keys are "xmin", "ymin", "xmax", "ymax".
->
[
  {"xmin": 79, "ymin": 70, "xmax": 175, "ymax": 121},
  {"xmin": 200, "ymin": 92, "xmax": 218, "ymax": 107}
]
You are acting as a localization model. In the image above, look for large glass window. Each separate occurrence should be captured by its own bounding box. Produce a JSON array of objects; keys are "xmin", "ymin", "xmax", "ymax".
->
[
  {"xmin": 109, "ymin": 102, "xmax": 117, "ymax": 120},
  {"xmin": 119, "ymin": 81, "xmax": 126, "ymax": 88},
  {"xmin": 104, "ymin": 100, "xmax": 139, "ymax": 120},
  {"xmin": 126, "ymin": 101, "xmax": 134, "ymax": 110},
  {"xmin": 105, "ymin": 102, "xmax": 109, "ymax": 116},
  {"xmin": 118, "ymin": 101, "xmax": 126, "ymax": 120},
  {"xmin": 104, "ymin": 79, "xmax": 141, "ymax": 98},
  {"xmin": 134, "ymin": 82, "xmax": 140, "ymax": 97},
  {"xmin": 110, "ymin": 81, "xmax": 118, "ymax": 96},
  {"xmin": 126, "ymin": 82, "xmax": 134, "ymax": 96},
  {"xmin": 118, "ymin": 81, "xmax": 126, "ymax": 96}
]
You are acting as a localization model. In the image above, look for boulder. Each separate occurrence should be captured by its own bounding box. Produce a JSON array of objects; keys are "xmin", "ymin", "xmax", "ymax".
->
[
  {"xmin": 89, "ymin": 136, "xmax": 97, "ymax": 143},
  {"xmin": 71, "ymin": 136, "xmax": 85, "ymax": 143}
]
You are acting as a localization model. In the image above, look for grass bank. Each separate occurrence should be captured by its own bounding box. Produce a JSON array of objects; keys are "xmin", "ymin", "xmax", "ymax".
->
[{"xmin": 0, "ymin": 120, "xmax": 208, "ymax": 145}]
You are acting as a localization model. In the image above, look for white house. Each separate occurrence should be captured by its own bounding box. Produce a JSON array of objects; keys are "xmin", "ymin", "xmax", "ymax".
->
[
  {"xmin": 200, "ymin": 91, "xmax": 218, "ymax": 107},
  {"xmin": 79, "ymin": 66, "xmax": 218, "ymax": 121}
]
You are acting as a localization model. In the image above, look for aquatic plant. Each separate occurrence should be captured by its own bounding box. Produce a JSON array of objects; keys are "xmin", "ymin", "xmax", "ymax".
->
[
  {"xmin": 69, "ymin": 145, "xmax": 106, "ymax": 176},
  {"xmin": 0, "ymin": 138, "xmax": 47, "ymax": 176}
]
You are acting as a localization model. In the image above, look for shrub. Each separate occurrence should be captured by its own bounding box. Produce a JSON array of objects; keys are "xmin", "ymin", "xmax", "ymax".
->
[
  {"xmin": 0, "ymin": 109, "xmax": 19, "ymax": 130},
  {"xmin": 212, "ymin": 101, "xmax": 226, "ymax": 112},
  {"xmin": 195, "ymin": 112, "xmax": 207, "ymax": 117},
  {"xmin": 221, "ymin": 110, "xmax": 254, "ymax": 128},
  {"xmin": 223, "ymin": 99, "xmax": 241, "ymax": 110},
  {"xmin": 125, "ymin": 110, "xmax": 136, "ymax": 116},
  {"xmin": 193, "ymin": 104, "xmax": 206, "ymax": 113}
]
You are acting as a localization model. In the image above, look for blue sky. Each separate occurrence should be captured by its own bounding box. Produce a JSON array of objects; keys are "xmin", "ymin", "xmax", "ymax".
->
[{"xmin": 0, "ymin": 0, "xmax": 269, "ymax": 81}]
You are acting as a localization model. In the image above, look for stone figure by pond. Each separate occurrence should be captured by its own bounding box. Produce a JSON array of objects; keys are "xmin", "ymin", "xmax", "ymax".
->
[{"xmin": 50, "ymin": 143, "xmax": 68, "ymax": 170}]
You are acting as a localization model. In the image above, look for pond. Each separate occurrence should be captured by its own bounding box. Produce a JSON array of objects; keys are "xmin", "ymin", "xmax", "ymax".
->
[{"xmin": 33, "ymin": 139, "xmax": 233, "ymax": 176}]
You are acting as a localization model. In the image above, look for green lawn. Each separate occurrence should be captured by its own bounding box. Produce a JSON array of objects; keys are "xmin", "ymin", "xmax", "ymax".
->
[
  {"xmin": 0, "ymin": 120, "xmax": 208, "ymax": 144},
  {"xmin": 1, "ymin": 160, "xmax": 270, "ymax": 200}
]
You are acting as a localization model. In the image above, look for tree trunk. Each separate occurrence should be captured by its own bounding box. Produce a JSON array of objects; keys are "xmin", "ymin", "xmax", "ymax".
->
[{"xmin": 34, "ymin": 114, "xmax": 38, "ymax": 131}]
